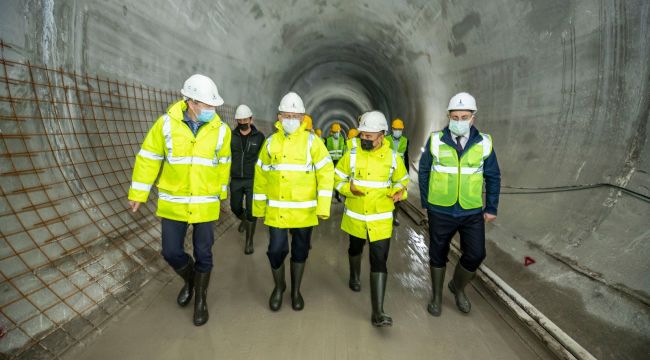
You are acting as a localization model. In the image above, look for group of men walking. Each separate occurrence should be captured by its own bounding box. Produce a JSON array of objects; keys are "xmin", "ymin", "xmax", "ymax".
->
[{"xmin": 127, "ymin": 74, "xmax": 501, "ymax": 328}]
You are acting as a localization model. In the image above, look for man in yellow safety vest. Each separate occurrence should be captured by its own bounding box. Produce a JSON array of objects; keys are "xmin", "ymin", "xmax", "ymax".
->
[
  {"xmin": 334, "ymin": 111, "xmax": 409, "ymax": 327},
  {"xmin": 253, "ymin": 92, "xmax": 334, "ymax": 312},
  {"xmin": 418, "ymin": 92, "xmax": 501, "ymax": 317},
  {"xmin": 386, "ymin": 118, "xmax": 410, "ymax": 226},
  {"xmin": 326, "ymin": 122, "xmax": 346, "ymax": 202},
  {"xmin": 128, "ymin": 74, "xmax": 231, "ymax": 326}
]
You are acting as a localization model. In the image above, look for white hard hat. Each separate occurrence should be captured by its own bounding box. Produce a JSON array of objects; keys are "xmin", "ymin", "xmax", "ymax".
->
[
  {"xmin": 358, "ymin": 111, "xmax": 388, "ymax": 132},
  {"xmin": 278, "ymin": 92, "xmax": 305, "ymax": 114},
  {"xmin": 180, "ymin": 74, "xmax": 224, "ymax": 106},
  {"xmin": 447, "ymin": 92, "xmax": 477, "ymax": 112},
  {"xmin": 235, "ymin": 104, "xmax": 253, "ymax": 119}
]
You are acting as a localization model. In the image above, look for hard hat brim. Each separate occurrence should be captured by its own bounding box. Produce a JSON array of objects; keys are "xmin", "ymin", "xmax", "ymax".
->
[{"xmin": 180, "ymin": 89, "xmax": 224, "ymax": 107}]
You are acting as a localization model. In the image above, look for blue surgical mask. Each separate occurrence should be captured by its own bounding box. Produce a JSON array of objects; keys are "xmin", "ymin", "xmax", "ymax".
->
[
  {"xmin": 392, "ymin": 130, "xmax": 402, "ymax": 138},
  {"xmin": 196, "ymin": 109, "xmax": 216, "ymax": 122},
  {"xmin": 449, "ymin": 120, "xmax": 470, "ymax": 136}
]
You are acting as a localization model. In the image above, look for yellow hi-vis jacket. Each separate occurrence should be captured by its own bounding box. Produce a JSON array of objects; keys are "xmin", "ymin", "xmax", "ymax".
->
[
  {"xmin": 334, "ymin": 138, "xmax": 409, "ymax": 241},
  {"xmin": 128, "ymin": 100, "xmax": 232, "ymax": 223},
  {"xmin": 252, "ymin": 121, "xmax": 334, "ymax": 228}
]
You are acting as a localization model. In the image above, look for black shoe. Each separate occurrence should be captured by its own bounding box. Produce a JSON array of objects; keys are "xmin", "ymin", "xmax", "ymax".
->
[
  {"xmin": 244, "ymin": 219, "xmax": 256, "ymax": 255},
  {"xmin": 348, "ymin": 255, "xmax": 361, "ymax": 292},
  {"xmin": 269, "ymin": 263, "xmax": 286, "ymax": 311},
  {"xmin": 193, "ymin": 271, "xmax": 211, "ymax": 326},
  {"xmin": 173, "ymin": 259, "xmax": 194, "ymax": 307},
  {"xmin": 393, "ymin": 208, "xmax": 400, "ymax": 226},
  {"xmin": 448, "ymin": 263, "xmax": 475, "ymax": 314},
  {"xmin": 370, "ymin": 272, "xmax": 392, "ymax": 327},
  {"xmin": 427, "ymin": 266, "xmax": 446, "ymax": 316},
  {"xmin": 290, "ymin": 261, "xmax": 305, "ymax": 311}
]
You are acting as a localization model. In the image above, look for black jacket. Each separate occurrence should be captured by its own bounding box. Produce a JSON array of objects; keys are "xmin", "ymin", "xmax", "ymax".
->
[{"xmin": 230, "ymin": 125, "xmax": 265, "ymax": 179}]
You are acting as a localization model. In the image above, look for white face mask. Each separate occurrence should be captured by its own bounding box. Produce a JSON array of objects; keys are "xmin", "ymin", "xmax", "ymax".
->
[
  {"xmin": 333, "ymin": 132, "xmax": 340, "ymax": 139},
  {"xmin": 282, "ymin": 118, "xmax": 301, "ymax": 134},
  {"xmin": 449, "ymin": 120, "xmax": 471, "ymax": 136},
  {"xmin": 392, "ymin": 130, "xmax": 402, "ymax": 138}
]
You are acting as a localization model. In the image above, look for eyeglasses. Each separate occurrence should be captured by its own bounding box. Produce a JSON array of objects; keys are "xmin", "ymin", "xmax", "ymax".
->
[
  {"xmin": 280, "ymin": 114, "xmax": 303, "ymax": 120},
  {"xmin": 448, "ymin": 116, "xmax": 473, "ymax": 121}
]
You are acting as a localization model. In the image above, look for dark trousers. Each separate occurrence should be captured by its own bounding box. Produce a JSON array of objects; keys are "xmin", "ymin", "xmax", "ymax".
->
[
  {"xmin": 427, "ymin": 210, "xmax": 486, "ymax": 272},
  {"xmin": 161, "ymin": 218, "xmax": 215, "ymax": 273},
  {"xmin": 348, "ymin": 235, "xmax": 390, "ymax": 273},
  {"xmin": 230, "ymin": 178, "xmax": 255, "ymax": 221},
  {"xmin": 267, "ymin": 227, "xmax": 312, "ymax": 269},
  {"xmin": 333, "ymin": 160, "xmax": 341, "ymax": 199}
]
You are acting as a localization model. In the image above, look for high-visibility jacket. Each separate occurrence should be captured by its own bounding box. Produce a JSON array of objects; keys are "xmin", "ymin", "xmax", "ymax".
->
[
  {"xmin": 252, "ymin": 121, "xmax": 334, "ymax": 228},
  {"xmin": 334, "ymin": 138, "xmax": 409, "ymax": 241},
  {"xmin": 326, "ymin": 135, "xmax": 346, "ymax": 161},
  {"xmin": 128, "ymin": 100, "xmax": 231, "ymax": 223},
  {"xmin": 427, "ymin": 131, "xmax": 492, "ymax": 209},
  {"xmin": 387, "ymin": 135, "xmax": 408, "ymax": 159}
]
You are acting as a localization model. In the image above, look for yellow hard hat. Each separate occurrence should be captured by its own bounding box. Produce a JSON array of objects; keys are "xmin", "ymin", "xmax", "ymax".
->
[
  {"xmin": 315, "ymin": 129, "xmax": 322, "ymax": 137},
  {"xmin": 304, "ymin": 114, "xmax": 313, "ymax": 130},
  {"xmin": 331, "ymin": 123, "xmax": 341, "ymax": 132},
  {"xmin": 348, "ymin": 128, "xmax": 359, "ymax": 139},
  {"xmin": 392, "ymin": 118, "xmax": 404, "ymax": 129}
]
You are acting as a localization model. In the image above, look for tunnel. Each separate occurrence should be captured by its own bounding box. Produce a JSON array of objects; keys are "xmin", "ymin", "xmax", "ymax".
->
[{"xmin": 0, "ymin": 0, "xmax": 649, "ymax": 359}]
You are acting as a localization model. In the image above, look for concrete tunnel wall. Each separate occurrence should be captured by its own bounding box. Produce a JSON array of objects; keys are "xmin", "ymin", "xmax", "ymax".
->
[{"xmin": 0, "ymin": 0, "xmax": 649, "ymax": 358}]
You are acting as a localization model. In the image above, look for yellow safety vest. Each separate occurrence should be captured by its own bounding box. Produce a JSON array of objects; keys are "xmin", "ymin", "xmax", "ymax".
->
[
  {"xmin": 335, "ymin": 138, "xmax": 409, "ymax": 241},
  {"xmin": 128, "ymin": 100, "xmax": 232, "ymax": 223},
  {"xmin": 427, "ymin": 131, "xmax": 492, "ymax": 209},
  {"xmin": 387, "ymin": 135, "xmax": 408, "ymax": 159},
  {"xmin": 326, "ymin": 135, "xmax": 346, "ymax": 160},
  {"xmin": 252, "ymin": 121, "xmax": 334, "ymax": 228}
]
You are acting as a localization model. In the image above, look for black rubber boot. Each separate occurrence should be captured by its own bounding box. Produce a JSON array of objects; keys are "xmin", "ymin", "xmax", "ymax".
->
[
  {"xmin": 193, "ymin": 271, "xmax": 211, "ymax": 326},
  {"xmin": 269, "ymin": 263, "xmax": 286, "ymax": 311},
  {"xmin": 348, "ymin": 255, "xmax": 362, "ymax": 292},
  {"xmin": 244, "ymin": 219, "xmax": 256, "ymax": 255},
  {"xmin": 290, "ymin": 261, "xmax": 305, "ymax": 311},
  {"xmin": 448, "ymin": 262, "xmax": 475, "ymax": 314},
  {"xmin": 370, "ymin": 272, "xmax": 392, "ymax": 327},
  {"xmin": 237, "ymin": 213, "xmax": 246, "ymax": 233},
  {"xmin": 392, "ymin": 207, "xmax": 400, "ymax": 226},
  {"xmin": 427, "ymin": 266, "xmax": 446, "ymax": 316},
  {"xmin": 174, "ymin": 259, "xmax": 195, "ymax": 307}
]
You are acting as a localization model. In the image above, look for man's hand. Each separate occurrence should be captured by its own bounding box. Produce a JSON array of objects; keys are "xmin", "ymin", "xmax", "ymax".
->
[
  {"xmin": 349, "ymin": 181, "xmax": 365, "ymax": 196},
  {"xmin": 129, "ymin": 200, "xmax": 142, "ymax": 213},
  {"xmin": 390, "ymin": 189, "xmax": 404, "ymax": 203},
  {"xmin": 484, "ymin": 213, "xmax": 497, "ymax": 222},
  {"xmin": 317, "ymin": 215, "xmax": 328, "ymax": 220}
]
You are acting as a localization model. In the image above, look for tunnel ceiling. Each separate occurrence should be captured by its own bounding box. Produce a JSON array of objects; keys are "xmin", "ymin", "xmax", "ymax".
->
[{"xmin": 0, "ymin": 0, "xmax": 649, "ymax": 358}]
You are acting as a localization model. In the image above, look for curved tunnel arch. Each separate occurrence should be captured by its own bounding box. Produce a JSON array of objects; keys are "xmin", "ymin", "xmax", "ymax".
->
[{"xmin": 0, "ymin": 1, "xmax": 648, "ymax": 358}]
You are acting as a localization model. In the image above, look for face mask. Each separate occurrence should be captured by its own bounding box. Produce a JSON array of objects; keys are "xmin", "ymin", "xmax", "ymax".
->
[
  {"xmin": 333, "ymin": 132, "xmax": 340, "ymax": 139},
  {"xmin": 360, "ymin": 138, "xmax": 375, "ymax": 151},
  {"xmin": 392, "ymin": 130, "xmax": 402, "ymax": 138},
  {"xmin": 196, "ymin": 109, "xmax": 216, "ymax": 122},
  {"xmin": 449, "ymin": 120, "xmax": 471, "ymax": 136},
  {"xmin": 238, "ymin": 123, "xmax": 250, "ymax": 131},
  {"xmin": 282, "ymin": 118, "xmax": 301, "ymax": 134}
]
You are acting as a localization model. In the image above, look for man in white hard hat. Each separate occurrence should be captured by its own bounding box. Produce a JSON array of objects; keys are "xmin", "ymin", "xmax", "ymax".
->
[
  {"xmin": 128, "ymin": 74, "xmax": 231, "ymax": 326},
  {"xmin": 334, "ymin": 111, "xmax": 409, "ymax": 327},
  {"xmin": 230, "ymin": 104, "xmax": 265, "ymax": 255},
  {"xmin": 418, "ymin": 92, "xmax": 501, "ymax": 317},
  {"xmin": 253, "ymin": 92, "xmax": 334, "ymax": 312}
]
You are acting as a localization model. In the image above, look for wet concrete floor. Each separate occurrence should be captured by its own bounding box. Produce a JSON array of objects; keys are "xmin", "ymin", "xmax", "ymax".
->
[{"xmin": 63, "ymin": 201, "xmax": 555, "ymax": 360}]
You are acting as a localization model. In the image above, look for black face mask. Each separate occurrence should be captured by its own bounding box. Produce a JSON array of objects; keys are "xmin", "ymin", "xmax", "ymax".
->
[
  {"xmin": 238, "ymin": 123, "xmax": 250, "ymax": 131},
  {"xmin": 360, "ymin": 139, "xmax": 375, "ymax": 151}
]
